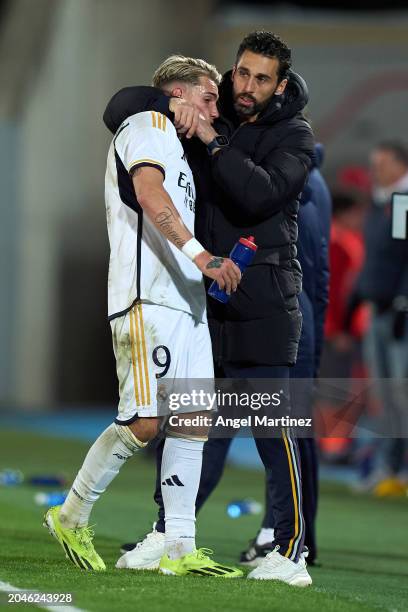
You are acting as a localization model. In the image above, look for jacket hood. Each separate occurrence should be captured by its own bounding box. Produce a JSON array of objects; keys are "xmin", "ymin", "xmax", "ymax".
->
[{"xmin": 219, "ymin": 69, "xmax": 309, "ymax": 126}]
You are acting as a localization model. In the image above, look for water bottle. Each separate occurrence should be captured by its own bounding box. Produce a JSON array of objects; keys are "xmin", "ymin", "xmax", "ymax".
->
[
  {"xmin": 0, "ymin": 469, "xmax": 24, "ymax": 486},
  {"xmin": 226, "ymin": 499, "xmax": 262, "ymax": 519},
  {"xmin": 208, "ymin": 236, "xmax": 258, "ymax": 303},
  {"xmin": 34, "ymin": 491, "xmax": 68, "ymax": 506}
]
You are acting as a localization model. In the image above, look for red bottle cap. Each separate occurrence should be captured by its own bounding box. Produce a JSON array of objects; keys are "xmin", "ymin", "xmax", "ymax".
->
[{"xmin": 239, "ymin": 236, "xmax": 257, "ymax": 250}]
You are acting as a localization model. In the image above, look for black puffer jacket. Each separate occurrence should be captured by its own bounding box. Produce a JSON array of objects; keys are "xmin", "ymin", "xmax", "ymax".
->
[{"xmin": 103, "ymin": 71, "xmax": 315, "ymax": 365}]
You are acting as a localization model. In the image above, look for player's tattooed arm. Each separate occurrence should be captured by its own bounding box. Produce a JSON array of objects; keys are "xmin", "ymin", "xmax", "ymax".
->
[
  {"xmin": 206, "ymin": 257, "xmax": 224, "ymax": 269},
  {"xmin": 154, "ymin": 207, "xmax": 185, "ymax": 249},
  {"xmin": 194, "ymin": 253, "xmax": 241, "ymax": 294},
  {"xmin": 132, "ymin": 166, "xmax": 193, "ymax": 250}
]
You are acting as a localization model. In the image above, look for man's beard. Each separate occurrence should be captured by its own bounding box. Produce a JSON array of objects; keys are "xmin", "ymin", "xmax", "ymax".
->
[{"xmin": 233, "ymin": 92, "xmax": 274, "ymax": 119}]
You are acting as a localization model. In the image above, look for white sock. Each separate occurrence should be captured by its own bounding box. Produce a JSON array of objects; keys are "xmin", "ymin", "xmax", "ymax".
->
[
  {"xmin": 256, "ymin": 527, "xmax": 275, "ymax": 546},
  {"xmin": 60, "ymin": 423, "xmax": 144, "ymax": 528},
  {"xmin": 161, "ymin": 436, "xmax": 204, "ymax": 559}
]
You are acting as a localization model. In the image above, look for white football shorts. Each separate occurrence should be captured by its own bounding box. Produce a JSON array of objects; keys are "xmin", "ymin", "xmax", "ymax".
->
[{"xmin": 111, "ymin": 301, "xmax": 214, "ymax": 423}]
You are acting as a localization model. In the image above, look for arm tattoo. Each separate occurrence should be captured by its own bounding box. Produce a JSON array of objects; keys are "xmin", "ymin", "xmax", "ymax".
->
[
  {"xmin": 206, "ymin": 257, "xmax": 224, "ymax": 269},
  {"xmin": 154, "ymin": 206, "xmax": 184, "ymax": 249}
]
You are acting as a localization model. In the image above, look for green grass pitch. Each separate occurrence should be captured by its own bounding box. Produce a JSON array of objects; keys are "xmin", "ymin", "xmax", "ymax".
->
[{"xmin": 0, "ymin": 429, "xmax": 407, "ymax": 611}]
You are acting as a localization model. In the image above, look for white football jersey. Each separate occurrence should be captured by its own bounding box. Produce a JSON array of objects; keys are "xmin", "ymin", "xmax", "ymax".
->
[{"xmin": 105, "ymin": 111, "xmax": 206, "ymax": 322}]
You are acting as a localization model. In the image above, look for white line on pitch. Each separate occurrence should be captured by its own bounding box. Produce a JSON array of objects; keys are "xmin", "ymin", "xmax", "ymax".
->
[{"xmin": 0, "ymin": 580, "xmax": 88, "ymax": 612}]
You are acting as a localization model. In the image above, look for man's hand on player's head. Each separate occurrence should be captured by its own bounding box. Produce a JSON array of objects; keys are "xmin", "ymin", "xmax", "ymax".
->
[
  {"xmin": 169, "ymin": 98, "xmax": 201, "ymax": 139},
  {"xmin": 194, "ymin": 251, "xmax": 241, "ymax": 295}
]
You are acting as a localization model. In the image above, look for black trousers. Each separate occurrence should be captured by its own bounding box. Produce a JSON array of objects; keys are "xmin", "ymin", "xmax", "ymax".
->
[
  {"xmin": 153, "ymin": 363, "xmax": 305, "ymax": 562},
  {"xmin": 262, "ymin": 438, "xmax": 319, "ymax": 562}
]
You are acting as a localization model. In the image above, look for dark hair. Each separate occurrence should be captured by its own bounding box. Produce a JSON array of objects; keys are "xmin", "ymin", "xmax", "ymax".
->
[
  {"xmin": 332, "ymin": 190, "xmax": 364, "ymax": 217},
  {"xmin": 236, "ymin": 31, "xmax": 292, "ymax": 81},
  {"xmin": 376, "ymin": 141, "xmax": 408, "ymax": 166}
]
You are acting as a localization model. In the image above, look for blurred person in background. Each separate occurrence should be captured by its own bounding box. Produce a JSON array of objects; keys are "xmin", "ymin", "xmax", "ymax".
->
[
  {"xmin": 351, "ymin": 142, "xmax": 408, "ymax": 495},
  {"xmin": 317, "ymin": 190, "xmax": 369, "ymax": 468},
  {"xmin": 322, "ymin": 190, "xmax": 369, "ymax": 378}
]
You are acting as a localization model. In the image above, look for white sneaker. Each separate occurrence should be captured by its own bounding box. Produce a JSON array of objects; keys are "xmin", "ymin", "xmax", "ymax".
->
[
  {"xmin": 116, "ymin": 528, "xmax": 165, "ymax": 570},
  {"xmin": 247, "ymin": 546, "xmax": 312, "ymax": 587}
]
